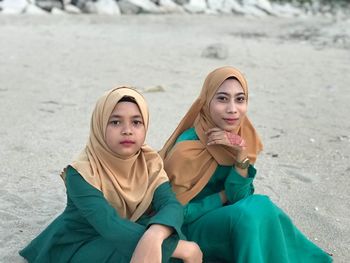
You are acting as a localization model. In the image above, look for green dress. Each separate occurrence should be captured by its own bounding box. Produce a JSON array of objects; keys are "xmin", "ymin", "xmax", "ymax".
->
[
  {"xmin": 19, "ymin": 166, "xmax": 183, "ymax": 263},
  {"xmin": 176, "ymin": 128, "xmax": 332, "ymax": 263}
]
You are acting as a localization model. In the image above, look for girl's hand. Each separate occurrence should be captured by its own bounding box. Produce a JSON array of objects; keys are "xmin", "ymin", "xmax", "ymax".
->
[
  {"xmin": 130, "ymin": 224, "xmax": 172, "ymax": 263},
  {"xmin": 172, "ymin": 240, "xmax": 203, "ymax": 263}
]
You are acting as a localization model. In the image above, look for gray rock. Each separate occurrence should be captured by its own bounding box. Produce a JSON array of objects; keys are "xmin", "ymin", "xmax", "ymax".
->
[
  {"xmin": 82, "ymin": 0, "xmax": 121, "ymax": 14},
  {"xmin": 64, "ymin": 3, "xmax": 81, "ymax": 13},
  {"xmin": 118, "ymin": 0, "xmax": 142, "ymax": 14},
  {"xmin": 35, "ymin": 0, "xmax": 64, "ymax": 11},
  {"xmin": 127, "ymin": 0, "xmax": 162, "ymax": 13},
  {"xmin": 0, "ymin": 0, "xmax": 28, "ymax": 14},
  {"xmin": 201, "ymin": 43, "xmax": 229, "ymax": 60},
  {"xmin": 270, "ymin": 2, "xmax": 302, "ymax": 17},
  {"xmin": 158, "ymin": 0, "xmax": 184, "ymax": 13},
  {"xmin": 183, "ymin": 0, "xmax": 207, "ymax": 13},
  {"xmin": 51, "ymin": 6, "xmax": 67, "ymax": 14},
  {"xmin": 173, "ymin": 0, "xmax": 189, "ymax": 5},
  {"xmin": 243, "ymin": 0, "xmax": 273, "ymax": 14},
  {"xmin": 207, "ymin": 0, "xmax": 244, "ymax": 14},
  {"xmin": 25, "ymin": 3, "xmax": 49, "ymax": 14}
]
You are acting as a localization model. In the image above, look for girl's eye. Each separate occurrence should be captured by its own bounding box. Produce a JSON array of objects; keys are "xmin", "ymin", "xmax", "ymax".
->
[
  {"xmin": 133, "ymin": 120, "xmax": 143, "ymax": 126},
  {"xmin": 110, "ymin": 120, "xmax": 121, "ymax": 125}
]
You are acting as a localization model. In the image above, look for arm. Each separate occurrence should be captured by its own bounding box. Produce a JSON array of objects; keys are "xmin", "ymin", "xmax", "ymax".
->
[
  {"xmin": 131, "ymin": 182, "xmax": 184, "ymax": 263},
  {"xmin": 224, "ymin": 165, "xmax": 256, "ymax": 204},
  {"xmin": 66, "ymin": 168, "xmax": 145, "ymax": 254}
]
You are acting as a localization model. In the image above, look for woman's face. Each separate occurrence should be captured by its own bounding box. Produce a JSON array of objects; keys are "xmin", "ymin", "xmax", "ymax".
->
[
  {"xmin": 209, "ymin": 78, "xmax": 247, "ymax": 132},
  {"xmin": 105, "ymin": 101, "xmax": 146, "ymax": 157}
]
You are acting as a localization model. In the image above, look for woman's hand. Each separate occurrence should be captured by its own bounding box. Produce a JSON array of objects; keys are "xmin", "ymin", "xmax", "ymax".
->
[
  {"xmin": 206, "ymin": 127, "xmax": 247, "ymax": 155},
  {"xmin": 130, "ymin": 224, "xmax": 172, "ymax": 263},
  {"xmin": 206, "ymin": 127, "xmax": 249, "ymax": 177},
  {"xmin": 172, "ymin": 240, "xmax": 203, "ymax": 263}
]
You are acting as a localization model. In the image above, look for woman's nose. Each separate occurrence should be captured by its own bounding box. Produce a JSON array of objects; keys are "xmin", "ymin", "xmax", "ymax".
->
[{"xmin": 226, "ymin": 100, "xmax": 237, "ymax": 113}]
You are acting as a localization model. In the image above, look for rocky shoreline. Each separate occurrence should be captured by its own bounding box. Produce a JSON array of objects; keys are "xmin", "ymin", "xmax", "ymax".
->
[{"xmin": 1, "ymin": 0, "xmax": 350, "ymax": 18}]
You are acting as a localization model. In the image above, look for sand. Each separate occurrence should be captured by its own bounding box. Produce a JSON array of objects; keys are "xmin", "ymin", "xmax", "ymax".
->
[{"xmin": 0, "ymin": 14, "xmax": 349, "ymax": 262}]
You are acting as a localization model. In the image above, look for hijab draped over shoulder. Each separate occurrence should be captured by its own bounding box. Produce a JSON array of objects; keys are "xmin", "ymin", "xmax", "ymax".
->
[
  {"xmin": 159, "ymin": 66, "xmax": 263, "ymax": 205},
  {"xmin": 61, "ymin": 87, "xmax": 168, "ymax": 221}
]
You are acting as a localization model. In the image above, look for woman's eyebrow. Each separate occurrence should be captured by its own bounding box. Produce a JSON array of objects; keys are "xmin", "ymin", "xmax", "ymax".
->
[
  {"xmin": 215, "ymin": 92, "xmax": 245, "ymax": 96},
  {"xmin": 215, "ymin": 92, "xmax": 230, "ymax": 96}
]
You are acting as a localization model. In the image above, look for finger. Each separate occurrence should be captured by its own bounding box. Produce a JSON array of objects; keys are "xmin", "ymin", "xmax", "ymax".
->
[
  {"xmin": 208, "ymin": 133, "xmax": 226, "ymax": 142},
  {"xmin": 207, "ymin": 138, "xmax": 229, "ymax": 146},
  {"xmin": 205, "ymin": 127, "xmax": 223, "ymax": 135}
]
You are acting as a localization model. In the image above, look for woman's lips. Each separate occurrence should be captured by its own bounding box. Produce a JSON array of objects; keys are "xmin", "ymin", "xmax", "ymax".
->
[{"xmin": 223, "ymin": 118, "xmax": 239, "ymax": 125}]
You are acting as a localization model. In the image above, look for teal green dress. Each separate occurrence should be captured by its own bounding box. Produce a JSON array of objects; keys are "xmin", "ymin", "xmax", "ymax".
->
[
  {"xmin": 176, "ymin": 128, "xmax": 332, "ymax": 263},
  {"xmin": 19, "ymin": 166, "xmax": 183, "ymax": 263}
]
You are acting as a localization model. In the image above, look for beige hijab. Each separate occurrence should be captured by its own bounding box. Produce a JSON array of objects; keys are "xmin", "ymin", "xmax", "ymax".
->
[
  {"xmin": 61, "ymin": 87, "xmax": 168, "ymax": 221},
  {"xmin": 159, "ymin": 66, "xmax": 263, "ymax": 205}
]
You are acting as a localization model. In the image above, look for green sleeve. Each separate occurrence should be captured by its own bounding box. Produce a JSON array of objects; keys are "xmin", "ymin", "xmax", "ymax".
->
[
  {"xmin": 224, "ymin": 165, "xmax": 256, "ymax": 204},
  {"xmin": 65, "ymin": 167, "xmax": 145, "ymax": 252},
  {"xmin": 183, "ymin": 193, "xmax": 223, "ymax": 224},
  {"xmin": 147, "ymin": 182, "xmax": 183, "ymax": 262}
]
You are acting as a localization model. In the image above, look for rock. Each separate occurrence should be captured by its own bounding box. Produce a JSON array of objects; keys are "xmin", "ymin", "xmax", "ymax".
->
[
  {"xmin": 126, "ymin": 0, "xmax": 162, "ymax": 13},
  {"xmin": 183, "ymin": 0, "xmax": 207, "ymax": 13},
  {"xmin": 271, "ymin": 3, "xmax": 302, "ymax": 17},
  {"xmin": 51, "ymin": 7, "xmax": 67, "ymax": 14},
  {"xmin": 95, "ymin": 0, "xmax": 121, "ymax": 15},
  {"xmin": 0, "ymin": 0, "xmax": 28, "ymax": 14},
  {"xmin": 243, "ymin": 0, "xmax": 273, "ymax": 14},
  {"xmin": 82, "ymin": 0, "xmax": 121, "ymax": 15},
  {"xmin": 143, "ymin": 85, "xmax": 166, "ymax": 93},
  {"xmin": 173, "ymin": 0, "xmax": 189, "ymax": 5},
  {"xmin": 35, "ymin": 0, "xmax": 64, "ymax": 12},
  {"xmin": 25, "ymin": 4, "xmax": 49, "ymax": 14},
  {"xmin": 118, "ymin": 0, "xmax": 142, "ymax": 14},
  {"xmin": 64, "ymin": 4, "xmax": 81, "ymax": 14},
  {"xmin": 201, "ymin": 43, "xmax": 229, "ymax": 60},
  {"xmin": 158, "ymin": 0, "xmax": 184, "ymax": 13}
]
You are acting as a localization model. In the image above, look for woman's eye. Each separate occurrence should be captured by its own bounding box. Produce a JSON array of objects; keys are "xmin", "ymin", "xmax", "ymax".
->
[
  {"xmin": 236, "ymin": 96, "xmax": 246, "ymax": 103},
  {"xmin": 217, "ymin": 96, "xmax": 228, "ymax": 101}
]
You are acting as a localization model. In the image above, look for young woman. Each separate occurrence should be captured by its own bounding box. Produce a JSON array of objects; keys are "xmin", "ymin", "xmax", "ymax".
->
[
  {"xmin": 20, "ymin": 87, "xmax": 202, "ymax": 263},
  {"xmin": 159, "ymin": 66, "xmax": 332, "ymax": 263}
]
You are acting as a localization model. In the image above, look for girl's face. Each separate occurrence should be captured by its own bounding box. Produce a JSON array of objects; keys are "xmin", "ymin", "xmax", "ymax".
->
[
  {"xmin": 105, "ymin": 101, "xmax": 146, "ymax": 158},
  {"xmin": 209, "ymin": 78, "xmax": 247, "ymax": 132}
]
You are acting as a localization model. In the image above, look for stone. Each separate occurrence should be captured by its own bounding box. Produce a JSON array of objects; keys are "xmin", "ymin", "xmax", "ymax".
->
[
  {"xmin": 183, "ymin": 0, "xmax": 207, "ymax": 13},
  {"xmin": 158, "ymin": 0, "xmax": 184, "ymax": 13},
  {"xmin": 118, "ymin": 0, "xmax": 142, "ymax": 14},
  {"xmin": 127, "ymin": 0, "xmax": 162, "ymax": 13},
  {"xmin": 25, "ymin": 4, "xmax": 49, "ymax": 14},
  {"xmin": 64, "ymin": 4, "xmax": 82, "ymax": 14},
  {"xmin": 0, "ymin": 0, "xmax": 28, "ymax": 14},
  {"xmin": 201, "ymin": 43, "xmax": 229, "ymax": 60},
  {"xmin": 35, "ymin": 0, "xmax": 64, "ymax": 11}
]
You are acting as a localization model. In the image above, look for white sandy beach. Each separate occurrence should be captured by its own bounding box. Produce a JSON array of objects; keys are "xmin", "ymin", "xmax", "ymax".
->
[{"xmin": 0, "ymin": 14, "xmax": 349, "ymax": 262}]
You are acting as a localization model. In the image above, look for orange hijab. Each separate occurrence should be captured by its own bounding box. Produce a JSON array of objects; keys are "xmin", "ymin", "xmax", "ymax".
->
[
  {"xmin": 159, "ymin": 66, "xmax": 263, "ymax": 205},
  {"xmin": 61, "ymin": 87, "xmax": 168, "ymax": 221}
]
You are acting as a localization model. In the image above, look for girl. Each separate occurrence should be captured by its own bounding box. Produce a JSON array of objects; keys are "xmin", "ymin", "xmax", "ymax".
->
[
  {"xmin": 159, "ymin": 67, "xmax": 332, "ymax": 263},
  {"xmin": 20, "ymin": 87, "xmax": 202, "ymax": 263}
]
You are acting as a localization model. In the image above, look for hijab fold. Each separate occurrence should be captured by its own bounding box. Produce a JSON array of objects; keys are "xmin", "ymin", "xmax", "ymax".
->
[
  {"xmin": 159, "ymin": 67, "xmax": 263, "ymax": 205},
  {"xmin": 62, "ymin": 87, "xmax": 168, "ymax": 221}
]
